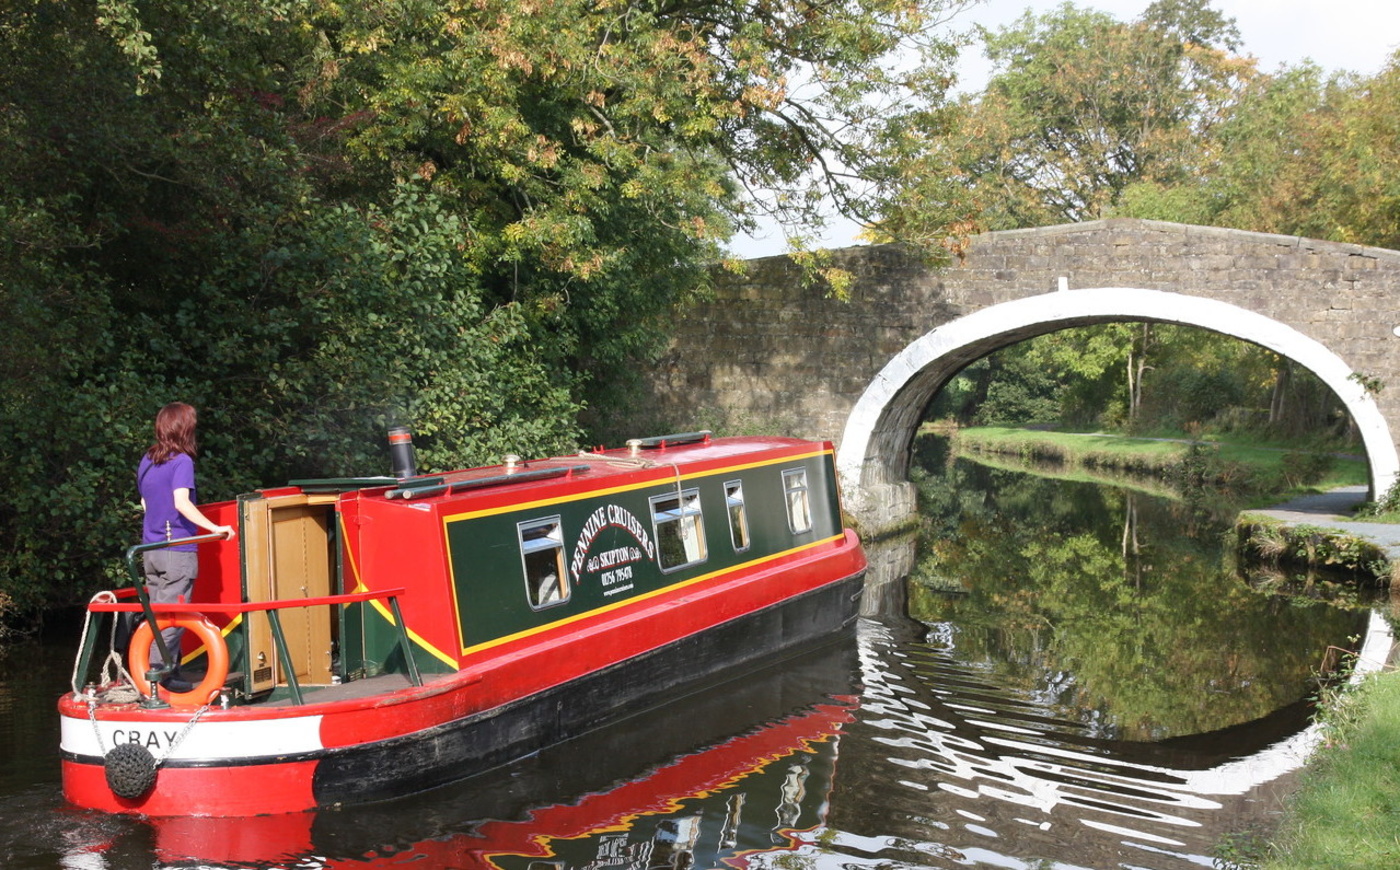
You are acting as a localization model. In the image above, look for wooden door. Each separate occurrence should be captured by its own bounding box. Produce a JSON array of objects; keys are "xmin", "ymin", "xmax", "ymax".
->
[{"xmin": 241, "ymin": 494, "xmax": 336, "ymax": 693}]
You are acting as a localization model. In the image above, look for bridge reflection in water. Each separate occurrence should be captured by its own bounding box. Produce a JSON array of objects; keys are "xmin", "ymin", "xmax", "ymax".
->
[{"xmin": 816, "ymin": 613, "xmax": 1390, "ymax": 870}]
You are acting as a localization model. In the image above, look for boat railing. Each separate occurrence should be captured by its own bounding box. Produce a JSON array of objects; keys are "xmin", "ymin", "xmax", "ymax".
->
[{"xmin": 73, "ymin": 535, "xmax": 422, "ymax": 706}]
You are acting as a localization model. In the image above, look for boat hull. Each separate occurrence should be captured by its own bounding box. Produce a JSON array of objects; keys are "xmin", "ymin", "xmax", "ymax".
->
[
  {"xmin": 61, "ymin": 565, "xmax": 864, "ymax": 815},
  {"xmin": 313, "ymin": 568, "xmax": 864, "ymax": 805}
]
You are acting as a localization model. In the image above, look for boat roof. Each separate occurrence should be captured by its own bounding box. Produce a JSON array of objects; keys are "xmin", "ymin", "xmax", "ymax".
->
[{"xmin": 284, "ymin": 432, "xmax": 829, "ymax": 505}]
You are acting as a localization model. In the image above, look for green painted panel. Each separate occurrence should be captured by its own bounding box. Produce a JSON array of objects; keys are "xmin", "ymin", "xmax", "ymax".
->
[{"xmin": 447, "ymin": 453, "xmax": 845, "ymax": 649}]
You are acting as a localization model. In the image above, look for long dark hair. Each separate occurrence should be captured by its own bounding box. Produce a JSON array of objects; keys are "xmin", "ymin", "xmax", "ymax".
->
[{"xmin": 146, "ymin": 402, "xmax": 198, "ymax": 464}]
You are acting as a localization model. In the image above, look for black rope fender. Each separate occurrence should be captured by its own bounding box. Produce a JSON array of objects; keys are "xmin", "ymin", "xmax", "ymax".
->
[{"xmin": 103, "ymin": 742, "xmax": 157, "ymax": 800}]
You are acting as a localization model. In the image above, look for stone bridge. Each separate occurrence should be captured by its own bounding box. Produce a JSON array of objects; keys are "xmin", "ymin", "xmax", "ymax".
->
[{"xmin": 639, "ymin": 218, "xmax": 1400, "ymax": 535}]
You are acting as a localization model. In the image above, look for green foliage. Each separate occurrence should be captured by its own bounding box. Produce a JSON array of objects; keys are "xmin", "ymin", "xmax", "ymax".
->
[
  {"xmin": 1347, "ymin": 372, "xmax": 1385, "ymax": 396},
  {"xmin": 1231, "ymin": 57, "xmax": 1400, "ymax": 250},
  {"xmin": 896, "ymin": 0, "xmax": 1400, "ymax": 254},
  {"xmin": 977, "ymin": 377, "xmax": 1061, "ymax": 426},
  {"xmin": 186, "ymin": 186, "xmax": 587, "ymax": 481},
  {"xmin": 299, "ymin": 0, "xmax": 972, "ymax": 287},
  {"xmin": 1354, "ymin": 479, "xmax": 1400, "ymax": 520},
  {"xmin": 1127, "ymin": 45, "xmax": 1400, "ymax": 250},
  {"xmin": 926, "ymin": 320, "xmax": 1354, "ymax": 444},
  {"xmin": 951, "ymin": 428, "xmax": 1368, "ymax": 512},
  {"xmin": 1182, "ymin": 62, "xmax": 1329, "ymax": 233},
  {"xmin": 1116, "ymin": 178, "xmax": 1216, "ymax": 224},
  {"xmin": 1238, "ymin": 519, "xmax": 1390, "ymax": 584},
  {"xmin": 932, "ymin": 356, "xmax": 1062, "ymax": 426},
  {"xmin": 1213, "ymin": 828, "xmax": 1269, "ymax": 870},
  {"xmin": 1279, "ymin": 450, "xmax": 1335, "ymax": 490},
  {"xmin": 1163, "ymin": 441, "xmax": 1252, "ymax": 493}
]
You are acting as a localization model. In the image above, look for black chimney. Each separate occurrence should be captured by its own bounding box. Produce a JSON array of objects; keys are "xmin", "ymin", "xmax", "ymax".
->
[{"xmin": 387, "ymin": 426, "xmax": 417, "ymax": 478}]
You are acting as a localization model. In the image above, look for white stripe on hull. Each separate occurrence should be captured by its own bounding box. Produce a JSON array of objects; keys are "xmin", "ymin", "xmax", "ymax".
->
[{"xmin": 61, "ymin": 712, "xmax": 325, "ymax": 761}]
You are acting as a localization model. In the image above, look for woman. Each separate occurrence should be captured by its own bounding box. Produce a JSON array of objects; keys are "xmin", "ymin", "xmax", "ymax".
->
[{"xmin": 136, "ymin": 402, "xmax": 234, "ymax": 688}]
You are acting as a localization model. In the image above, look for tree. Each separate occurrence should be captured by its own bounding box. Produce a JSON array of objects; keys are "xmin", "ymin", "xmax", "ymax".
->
[
  {"xmin": 909, "ymin": 0, "xmax": 1255, "ymax": 229},
  {"xmin": 927, "ymin": 321, "xmax": 1351, "ymax": 441},
  {"xmin": 1121, "ymin": 44, "xmax": 1400, "ymax": 251},
  {"xmin": 1209, "ymin": 56, "xmax": 1400, "ymax": 249}
]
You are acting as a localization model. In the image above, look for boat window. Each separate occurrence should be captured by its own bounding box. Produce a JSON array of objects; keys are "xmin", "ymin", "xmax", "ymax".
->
[
  {"xmin": 782, "ymin": 468, "xmax": 813, "ymax": 534},
  {"xmin": 651, "ymin": 488, "xmax": 707, "ymax": 571},
  {"xmin": 518, "ymin": 516, "xmax": 569, "ymax": 609},
  {"xmin": 724, "ymin": 480, "xmax": 750, "ymax": 552}
]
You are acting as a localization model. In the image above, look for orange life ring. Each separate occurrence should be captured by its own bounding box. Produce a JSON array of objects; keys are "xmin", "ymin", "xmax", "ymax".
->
[{"xmin": 128, "ymin": 614, "xmax": 229, "ymax": 706}]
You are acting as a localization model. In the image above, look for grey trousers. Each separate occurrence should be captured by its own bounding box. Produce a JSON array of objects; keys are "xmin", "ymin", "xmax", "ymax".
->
[{"xmin": 142, "ymin": 549, "xmax": 199, "ymax": 671}]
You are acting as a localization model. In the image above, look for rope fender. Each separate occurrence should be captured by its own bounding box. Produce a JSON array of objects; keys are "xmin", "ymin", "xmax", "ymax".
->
[
  {"xmin": 104, "ymin": 742, "xmax": 157, "ymax": 800},
  {"xmin": 92, "ymin": 699, "xmax": 212, "ymax": 800}
]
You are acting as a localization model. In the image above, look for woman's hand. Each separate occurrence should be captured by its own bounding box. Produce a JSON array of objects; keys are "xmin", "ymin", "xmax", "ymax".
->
[{"xmin": 173, "ymin": 488, "xmax": 236, "ymax": 540}]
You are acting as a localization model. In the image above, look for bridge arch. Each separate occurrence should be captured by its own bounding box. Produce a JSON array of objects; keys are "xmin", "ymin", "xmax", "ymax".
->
[{"xmin": 836, "ymin": 286, "xmax": 1400, "ymax": 527}]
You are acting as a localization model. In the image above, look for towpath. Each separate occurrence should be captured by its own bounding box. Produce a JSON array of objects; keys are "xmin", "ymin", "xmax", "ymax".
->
[{"xmin": 1247, "ymin": 485, "xmax": 1400, "ymax": 561}]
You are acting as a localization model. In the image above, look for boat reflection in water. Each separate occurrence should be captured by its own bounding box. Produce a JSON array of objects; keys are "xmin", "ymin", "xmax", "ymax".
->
[{"xmin": 126, "ymin": 632, "xmax": 863, "ymax": 870}]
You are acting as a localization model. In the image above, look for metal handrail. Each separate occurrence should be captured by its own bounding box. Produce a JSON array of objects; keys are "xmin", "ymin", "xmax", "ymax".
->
[
  {"xmin": 88, "ymin": 586, "xmax": 411, "ymax": 614},
  {"xmin": 123, "ymin": 532, "xmax": 231, "ymax": 580},
  {"xmin": 385, "ymin": 464, "xmax": 592, "ymax": 500}
]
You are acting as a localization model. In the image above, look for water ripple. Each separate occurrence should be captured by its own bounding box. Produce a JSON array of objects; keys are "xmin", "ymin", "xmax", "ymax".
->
[{"xmin": 827, "ymin": 613, "xmax": 1394, "ymax": 869}]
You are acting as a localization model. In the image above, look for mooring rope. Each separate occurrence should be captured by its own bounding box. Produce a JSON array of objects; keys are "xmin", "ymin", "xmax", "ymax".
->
[
  {"xmin": 71, "ymin": 590, "xmax": 144, "ymax": 705},
  {"xmin": 98, "ymin": 594, "xmax": 141, "ymax": 703},
  {"xmin": 70, "ymin": 591, "xmax": 115, "ymax": 696}
]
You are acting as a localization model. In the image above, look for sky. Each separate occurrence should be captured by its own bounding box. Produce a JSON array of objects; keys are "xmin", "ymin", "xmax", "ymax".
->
[{"xmin": 728, "ymin": 0, "xmax": 1400, "ymax": 258}]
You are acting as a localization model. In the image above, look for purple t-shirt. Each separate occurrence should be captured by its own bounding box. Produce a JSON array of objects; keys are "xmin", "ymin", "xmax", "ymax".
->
[{"xmin": 138, "ymin": 453, "xmax": 199, "ymax": 550}]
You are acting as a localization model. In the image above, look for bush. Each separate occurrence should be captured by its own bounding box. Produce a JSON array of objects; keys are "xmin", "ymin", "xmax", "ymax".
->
[
  {"xmin": 1280, "ymin": 450, "xmax": 1334, "ymax": 489},
  {"xmin": 1355, "ymin": 479, "xmax": 1400, "ymax": 519}
]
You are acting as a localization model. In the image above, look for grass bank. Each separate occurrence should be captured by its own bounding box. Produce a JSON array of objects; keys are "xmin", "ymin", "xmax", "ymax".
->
[
  {"xmin": 1260, "ymin": 669, "xmax": 1400, "ymax": 869},
  {"xmin": 1235, "ymin": 516, "xmax": 1395, "ymax": 587},
  {"xmin": 949, "ymin": 448, "xmax": 1183, "ymax": 500},
  {"xmin": 946, "ymin": 425, "xmax": 1368, "ymax": 504}
]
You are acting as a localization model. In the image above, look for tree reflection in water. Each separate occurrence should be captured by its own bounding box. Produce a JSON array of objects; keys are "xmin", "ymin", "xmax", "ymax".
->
[
  {"xmin": 810, "ymin": 436, "xmax": 1382, "ymax": 869},
  {"xmin": 905, "ymin": 435, "xmax": 1368, "ymax": 742}
]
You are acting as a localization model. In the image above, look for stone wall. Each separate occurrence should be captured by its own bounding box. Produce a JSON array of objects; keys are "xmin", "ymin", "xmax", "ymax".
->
[{"xmin": 646, "ymin": 243, "xmax": 959, "ymax": 441}]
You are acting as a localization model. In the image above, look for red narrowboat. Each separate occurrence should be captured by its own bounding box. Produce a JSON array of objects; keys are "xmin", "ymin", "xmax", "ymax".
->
[{"xmin": 59, "ymin": 431, "xmax": 866, "ymax": 816}]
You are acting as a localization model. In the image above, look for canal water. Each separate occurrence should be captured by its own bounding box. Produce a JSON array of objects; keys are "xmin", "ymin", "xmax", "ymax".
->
[{"xmin": 2, "ymin": 439, "xmax": 1392, "ymax": 869}]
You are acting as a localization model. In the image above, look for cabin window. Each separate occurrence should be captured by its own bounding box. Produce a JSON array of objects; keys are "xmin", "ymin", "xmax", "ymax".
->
[
  {"xmin": 782, "ymin": 468, "xmax": 813, "ymax": 534},
  {"xmin": 651, "ymin": 488, "xmax": 707, "ymax": 571},
  {"xmin": 724, "ymin": 480, "xmax": 750, "ymax": 552},
  {"xmin": 518, "ymin": 516, "xmax": 569, "ymax": 609}
]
